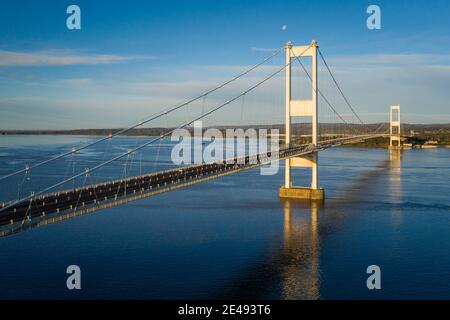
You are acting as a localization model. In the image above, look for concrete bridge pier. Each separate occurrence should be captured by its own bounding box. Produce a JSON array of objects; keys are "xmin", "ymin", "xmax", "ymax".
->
[
  {"xmin": 279, "ymin": 40, "xmax": 324, "ymax": 200},
  {"xmin": 279, "ymin": 153, "xmax": 324, "ymax": 200}
]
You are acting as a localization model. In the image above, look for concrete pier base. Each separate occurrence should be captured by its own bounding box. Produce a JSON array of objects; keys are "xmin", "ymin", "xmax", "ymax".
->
[{"xmin": 279, "ymin": 187, "xmax": 325, "ymax": 200}]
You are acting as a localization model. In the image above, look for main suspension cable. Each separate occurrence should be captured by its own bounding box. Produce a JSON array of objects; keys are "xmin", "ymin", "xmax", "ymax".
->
[
  {"xmin": 289, "ymin": 47, "xmax": 350, "ymax": 127},
  {"xmin": 318, "ymin": 48, "xmax": 366, "ymax": 126},
  {"xmin": 1, "ymin": 46, "xmax": 307, "ymax": 213},
  {"xmin": 0, "ymin": 47, "xmax": 284, "ymax": 183}
]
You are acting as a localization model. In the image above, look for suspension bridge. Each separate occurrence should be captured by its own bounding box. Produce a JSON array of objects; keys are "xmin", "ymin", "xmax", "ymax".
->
[{"xmin": 0, "ymin": 41, "xmax": 402, "ymax": 237}]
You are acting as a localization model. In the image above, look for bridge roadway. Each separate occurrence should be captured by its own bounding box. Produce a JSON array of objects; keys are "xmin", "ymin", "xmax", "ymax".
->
[{"xmin": 0, "ymin": 134, "xmax": 385, "ymax": 234}]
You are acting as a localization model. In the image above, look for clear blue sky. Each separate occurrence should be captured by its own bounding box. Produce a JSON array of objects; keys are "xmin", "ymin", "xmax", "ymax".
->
[{"xmin": 1, "ymin": 0, "xmax": 450, "ymax": 129}]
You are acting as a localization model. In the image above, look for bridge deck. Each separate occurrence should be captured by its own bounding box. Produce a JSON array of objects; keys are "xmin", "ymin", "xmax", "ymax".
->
[{"xmin": 0, "ymin": 134, "xmax": 386, "ymax": 236}]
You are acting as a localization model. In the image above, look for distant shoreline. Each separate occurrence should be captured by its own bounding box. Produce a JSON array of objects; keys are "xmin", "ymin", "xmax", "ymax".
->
[
  {"xmin": 1, "ymin": 123, "xmax": 450, "ymax": 136},
  {"xmin": 0, "ymin": 129, "xmax": 166, "ymax": 137},
  {"xmin": 1, "ymin": 123, "xmax": 449, "ymax": 147}
]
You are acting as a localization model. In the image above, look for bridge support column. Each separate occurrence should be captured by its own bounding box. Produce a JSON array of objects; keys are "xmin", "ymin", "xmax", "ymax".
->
[
  {"xmin": 389, "ymin": 105, "xmax": 402, "ymax": 150},
  {"xmin": 280, "ymin": 154, "xmax": 324, "ymax": 200},
  {"xmin": 279, "ymin": 41, "xmax": 324, "ymax": 201}
]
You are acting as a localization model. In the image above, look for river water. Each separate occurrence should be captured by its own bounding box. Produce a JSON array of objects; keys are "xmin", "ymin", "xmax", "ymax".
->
[{"xmin": 0, "ymin": 135, "xmax": 449, "ymax": 299}]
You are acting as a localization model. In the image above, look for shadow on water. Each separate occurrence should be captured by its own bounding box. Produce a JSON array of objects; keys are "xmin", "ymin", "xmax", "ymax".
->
[{"xmin": 214, "ymin": 150, "xmax": 401, "ymax": 300}]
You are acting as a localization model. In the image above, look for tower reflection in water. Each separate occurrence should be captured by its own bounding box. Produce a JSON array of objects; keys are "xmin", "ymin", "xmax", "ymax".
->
[
  {"xmin": 389, "ymin": 149, "xmax": 403, "ymax": 225},
  {"xmin": 281, "ymin": 199, "xmax": 321, "ymax": 300},
  {"xmin": 218, "ymin": 155, "xmax": 393, "ymax": 299}
]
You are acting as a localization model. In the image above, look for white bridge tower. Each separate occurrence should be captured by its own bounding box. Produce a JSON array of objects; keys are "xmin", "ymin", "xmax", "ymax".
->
[
  {"xmin": 389, "ymin": 105, "xmax": 402, "ymax": 149},
  {"xmin": 279, "ymin": 41, "xmax": 324, "ymax": 200}
]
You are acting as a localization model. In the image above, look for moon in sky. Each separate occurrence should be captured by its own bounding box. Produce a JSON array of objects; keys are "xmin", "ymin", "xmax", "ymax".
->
[{"xmin": 281, "ymin": 25, "xmax": 287, "ymax": 31}]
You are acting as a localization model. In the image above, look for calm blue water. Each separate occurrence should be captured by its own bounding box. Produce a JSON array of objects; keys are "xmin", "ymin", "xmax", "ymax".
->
[{"xmin": 0, "ymin": 135, "xmax": 449, "ymax": 299}]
